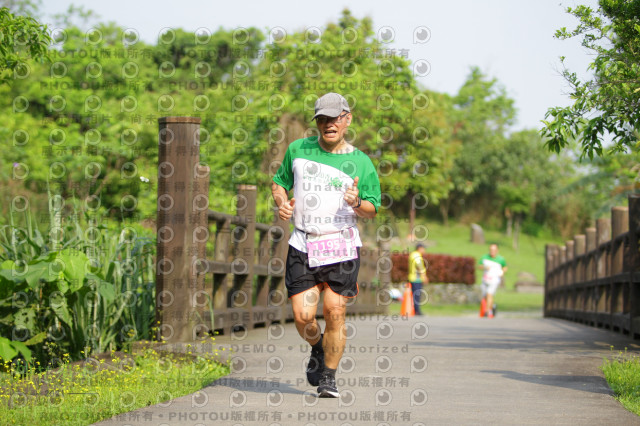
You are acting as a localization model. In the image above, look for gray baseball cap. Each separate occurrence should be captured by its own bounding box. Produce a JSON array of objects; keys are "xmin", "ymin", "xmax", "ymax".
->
[{"xmin": 312, "ymin": 92, "xmax": 351, "ymax": 120}]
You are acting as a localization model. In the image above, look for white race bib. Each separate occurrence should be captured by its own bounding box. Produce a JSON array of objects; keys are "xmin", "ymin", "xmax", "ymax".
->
[{"xmin": 306, "ymin": 228, "xmax": 358, "ymax": 267}]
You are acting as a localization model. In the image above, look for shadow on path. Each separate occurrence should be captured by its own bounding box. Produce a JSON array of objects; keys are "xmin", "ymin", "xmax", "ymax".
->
[
  {"xmin": 481, "ymin": 369, "xmax": 613, "ymax": 395},
  {"xmin": 206, "ymin": 377, "xmax": 306, "ymax": 395}
]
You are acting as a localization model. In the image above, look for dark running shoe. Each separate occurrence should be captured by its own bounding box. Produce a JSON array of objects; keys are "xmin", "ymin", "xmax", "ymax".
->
[
  {"xmin": 317, "ymin": 372, "xmax": 340, "ymax": 398},
  {"xmin": 306, "ymin": 344, "xmax": 325, "ymax": 386}
]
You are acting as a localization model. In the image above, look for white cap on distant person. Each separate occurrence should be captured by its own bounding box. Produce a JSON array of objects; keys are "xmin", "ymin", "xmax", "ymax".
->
[{"xmin": 312, "ymin": 93, "xmax": 350, "ymax": 120}]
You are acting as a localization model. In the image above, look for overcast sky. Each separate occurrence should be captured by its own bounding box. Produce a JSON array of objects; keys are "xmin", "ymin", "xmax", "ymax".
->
[{"xmin": 38, "ymin": 0, "xmax": 598, "ymax": 131}]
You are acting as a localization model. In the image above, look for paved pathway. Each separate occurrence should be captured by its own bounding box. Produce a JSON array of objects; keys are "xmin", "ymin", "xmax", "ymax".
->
[{"xmin": 95, "ymin": 314, "xmax": 640, "ymax": 425}]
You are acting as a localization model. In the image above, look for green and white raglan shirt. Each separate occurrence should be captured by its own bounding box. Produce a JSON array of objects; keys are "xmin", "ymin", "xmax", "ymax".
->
[
  {"xmin": 273, "ymin": 136, "xmax": 381, "ymax": 253},
  {"xmin": 478, "ymin": 254, "xmax": 507, "ymax": 285}
]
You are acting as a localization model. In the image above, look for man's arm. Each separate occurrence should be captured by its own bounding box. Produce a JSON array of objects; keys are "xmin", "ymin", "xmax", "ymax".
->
[
  {"xmin": 344, "ymin": 176, "xmax": 377, "ymax": 219},
  {"xmin": 352, "ymin": 198, "xmax": 377, "ymax": 219},
  {"xmin": 271, "ymin": 182, "xmax": 294, "ymax": 220}
]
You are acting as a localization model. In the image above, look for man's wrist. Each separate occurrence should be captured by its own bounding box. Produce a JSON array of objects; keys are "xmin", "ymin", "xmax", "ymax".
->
[{"xmin": 353, "ymin": 196, "xmax": 362, "ymax": 208}]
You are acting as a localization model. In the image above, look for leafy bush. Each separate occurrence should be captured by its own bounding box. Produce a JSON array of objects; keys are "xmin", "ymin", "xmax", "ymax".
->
[
  {"xmin": 391, "ymin": 252, "xmax": 476, "ymax": 285},
  {"xmin": 0, "ymin": 192, "xmax": 155, "ymax": 371}
]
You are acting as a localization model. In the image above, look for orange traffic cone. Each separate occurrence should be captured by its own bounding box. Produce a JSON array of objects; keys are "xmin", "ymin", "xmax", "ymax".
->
[
  {"xmin": 479, "ymin": 298, "xmax": 486, "ymax": 317},
  {"xmin": 401, "ymin": 284, "xmax": 415, "ymax": 317}
]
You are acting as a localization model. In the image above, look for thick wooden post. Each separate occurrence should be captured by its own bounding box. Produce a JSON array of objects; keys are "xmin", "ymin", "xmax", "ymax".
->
[
  {"xmin": 585, "ymin": 227, "xmax": 596, "ymax": 313},
  {"xmin": 378, "ymin": 239, "xmax": 392, "ymax": 314},
  {"xmin": 585, "ymin": 227, "xmax": 596, "ymax": 282},
  {"xmin": 596, "ymin": 218, "xmax": 610, "ymax": 315},
  {"xmin": 544, "ymin": 244, "xmax": 553, "ymax": 317},
  {"xmin": 612, "ymin": 207, "xmax": 629, "ymax": 276},
  {"xmin": 575, "ymin": 234, "xmax": 586, "ymax": 312},
  {"xmin": 156, "ymin": 117, "xmax": 204, "ymax": 343},
  {"xmin": 270, "ymin": 207, "xmax": 291, "ymax": 323},
  {"xmin": 628, "ymin": 196, "xmax": 640, "ymax": 336},
  {"xmin": 611, "ymin": 207, "xmax": 628, "ymax": 322},
  {"xmin": 231, "ymin": 185, "xmax": 256, "ymax": 328},
  {"xmin": 566, "ymin": 240, "xmax": 574, "ymax": 287}
]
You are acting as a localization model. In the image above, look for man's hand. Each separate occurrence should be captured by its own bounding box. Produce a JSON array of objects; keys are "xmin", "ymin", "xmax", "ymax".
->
[
  {"xmin": 344, "ymin": 176, "xmax": 360, "ymax": 207},
  {"xmin": 279, "ymin": 198, "xmax": 295, "ymax": 221}
]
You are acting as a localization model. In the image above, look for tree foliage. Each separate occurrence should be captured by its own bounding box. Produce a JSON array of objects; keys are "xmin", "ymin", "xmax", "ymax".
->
[
  {"xmin": 542, "ymin": 0, "xmax": 640, "ymax": 158},
  {"xmin": 0, "ymin": 5, "xmax": 50, "ymax": 82},
  {"xmin": 0, "ymin": 6, "xmax": 616, "ymax": 241}
]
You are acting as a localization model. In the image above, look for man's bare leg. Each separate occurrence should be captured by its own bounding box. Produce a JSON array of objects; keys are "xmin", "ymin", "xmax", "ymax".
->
[
  {"xmin": 290, "ymin": 286, "xmax": 322, "ymax": 345},
  {"xmin": 322, "ymin": 287, "xmax": 347, "ymax": 369}
]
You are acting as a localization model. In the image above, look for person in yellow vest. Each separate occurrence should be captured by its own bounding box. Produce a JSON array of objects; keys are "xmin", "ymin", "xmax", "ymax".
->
[{"xmin": 408, "ymin": 243, "xmax": 428, "ymax": 315}]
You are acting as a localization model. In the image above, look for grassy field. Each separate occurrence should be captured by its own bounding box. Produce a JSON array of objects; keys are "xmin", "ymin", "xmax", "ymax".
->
[
  {"xmin": 390, "ymin": 220, "xmax": 561, "ymax": 290},
  {"xmin": 388, "ymin": 291, "xmax": 544, "ymax": 316},
  {"xmin": 378, "ymin": 219, "xmax": 553, "ymax": 316}
]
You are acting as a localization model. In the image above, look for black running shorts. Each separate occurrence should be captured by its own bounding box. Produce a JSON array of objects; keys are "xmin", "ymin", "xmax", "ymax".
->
[{"xmin": 285, "ymin": 245, "xmax": 360, "ymax": 298}]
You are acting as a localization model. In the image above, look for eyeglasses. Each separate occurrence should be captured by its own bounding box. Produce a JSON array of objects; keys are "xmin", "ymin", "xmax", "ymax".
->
[{"xmin": 316, "ymin": 112, "xmax": 349, "ymax": 125}]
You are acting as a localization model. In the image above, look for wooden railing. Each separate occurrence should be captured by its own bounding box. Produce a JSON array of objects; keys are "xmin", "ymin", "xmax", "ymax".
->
[
  {"xmin": 155, "ymin": 117, "xmax": 389, "ymax": 342},
  {"xmin": 544, "ymin": 195, "xmax": 640, "ymax": 337}
]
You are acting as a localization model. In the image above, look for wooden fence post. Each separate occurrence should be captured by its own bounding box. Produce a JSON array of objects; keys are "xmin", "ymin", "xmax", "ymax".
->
[
  {"xmin": 544, "ymin": 244, "xmax": 553, "ymax": 317},
  {"xmin": 611, "ymin": 207, "xmax": 628, "ymax": 325},
  {"xmin": 156, "ymin": 117, "xmax": 204, "ymax": 343},
  {"xmin": 269, "ymin": 207, "xmax": 291, "ymax": 324},
  {"xmin": 575, "ymin": 234, "xmax": 586, "ymax": 314},
  {"xmin": 628, "ymin": 195, "xmax": 640, "ymax": 336},
  {"xmin": 585, "ymin": 227, "xmax": 596, "ymax": 282},
  {"xmin": 231, "ymin": 185, "xmax": 257, "ymax": 328},
  {"xmin": 585, "ymin": 227, "xmax": 596, "ymax": 314},
  {"xmin": 379, "ymin": 239, "xmax": 392, "ymax": 314},
  {"xmin": 596, "ymin": 218, "xmax": 610, "ymax": 316}
]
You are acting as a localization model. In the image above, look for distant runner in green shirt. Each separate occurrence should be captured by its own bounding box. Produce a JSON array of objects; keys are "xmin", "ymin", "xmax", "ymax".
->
[{"xmin": 479, "ymin": 243, "xmax": 507, "ymax": 318}]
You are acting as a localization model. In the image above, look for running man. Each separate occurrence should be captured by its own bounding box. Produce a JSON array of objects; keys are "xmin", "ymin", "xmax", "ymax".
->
[
  {"xmin": 408, "ymin": 243, "xmax": 428, "ymax": 315},
  {"xmin": 479, "ymin": 243, "xmax": 507, "ymax": 318},
  {"xmin": 271, "ymin": 92, "xmax": 381, "ymax": 397}
]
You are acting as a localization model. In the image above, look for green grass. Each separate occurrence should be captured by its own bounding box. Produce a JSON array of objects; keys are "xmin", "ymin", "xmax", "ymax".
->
[
  {"xmin": 391, "ymin": 221, "xmax": 561, "ymax": 290},
  {"xmin": 602, "ymin": 350, "xmax": 640, "ymax": 416},
  {"xmin": 387, "ymin": 290, "xmax": 544, "ymax": 316},
  {"xmin": 0, "ymin": 340, "xmax": 229, "ymax": 425}
]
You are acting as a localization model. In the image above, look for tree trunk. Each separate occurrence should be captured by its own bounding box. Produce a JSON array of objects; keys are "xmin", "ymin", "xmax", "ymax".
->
[
  {"xmin": 505, "ymin": 207, "xmax": 512, "ymax": 237},
  {"xmin": 439, "ymin": 199, "xmax": 450, "ymax": 227},
  {"xmin": 409, "ymin": 193, "xmax": 416, "ymax": 242},
  {"xmin": 512, "ymin": 213, "xmax": 522, "ymax": 252}
]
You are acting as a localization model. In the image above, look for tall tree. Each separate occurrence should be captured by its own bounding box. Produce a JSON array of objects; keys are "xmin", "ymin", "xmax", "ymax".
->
[
  {"xmin": 439, "ymin": 67, "xmax": 516, "ymax": 224},
  {"xmin": 542, "ymin": 0, "xmax": 640, "ymax": 158}
]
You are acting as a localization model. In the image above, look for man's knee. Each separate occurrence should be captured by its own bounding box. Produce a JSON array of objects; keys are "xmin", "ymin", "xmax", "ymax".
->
[
  {"xmin": 293, "ymin": 309, "xmax": 317, "ymax": 326},
  {"xmin": 323, "ymin": 304, "xmax": 345, "ymax": 325}
]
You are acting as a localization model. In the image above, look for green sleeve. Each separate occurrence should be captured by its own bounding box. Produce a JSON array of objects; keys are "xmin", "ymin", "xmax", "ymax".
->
[
  {"xmin": 272, "ymin": 144, "xmax": 294, "ymax": 190},
  {"xmin": 358, "ymin": 157, "xmax": 381, "ymax": 212}
]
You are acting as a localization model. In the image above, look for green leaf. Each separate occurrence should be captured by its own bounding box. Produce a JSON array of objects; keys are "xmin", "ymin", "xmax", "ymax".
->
[
  {"xmin": 95, "ymin": 278, "xmax": 116, "ymax": 304},
  {"xmin": 0, "ymin": 337, "xmax": 18, "ymax": 361},
  {"xmin": 23, "ymin": 260, "xmax": 55, "ymax": 289},
  {"xmin": 23, "ymin": 331, "xmax": 47, "ymax": 346},
  {"xmin": 49, "ymin": 293, "xmax": 73, "ymax": 327},
  {"xmin": 58, "ymin": 249, "xmax": 89, "ymax": 292},
  {"xmin": 10, "ymin": 340, "xmax": 32, "ymax": 362},
  {"xmin": 13, "ymin": 308, "xmax": 36, "ymax": 334}
]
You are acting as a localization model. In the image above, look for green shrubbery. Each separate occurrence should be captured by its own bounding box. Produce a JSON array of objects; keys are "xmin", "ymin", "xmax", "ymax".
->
[{"xmin": 0, "ymin": 190, "xmax": 155, "ymax": 372}]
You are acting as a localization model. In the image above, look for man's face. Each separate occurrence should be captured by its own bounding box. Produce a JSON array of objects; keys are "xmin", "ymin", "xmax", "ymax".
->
[
  {"xmin": 316, "ymin": 111, "xmax": 351, "ymax": 146},
  {"xmin": 489, "ymin": 244, "xmax": 499, "ymax": 257}
]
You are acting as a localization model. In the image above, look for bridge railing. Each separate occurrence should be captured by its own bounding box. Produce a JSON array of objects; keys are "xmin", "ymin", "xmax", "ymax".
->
[
  {"xmin": 544, "ymin": 194, "xmax": 640, "ymax": 337},
  {"xmin": 155, "ymin": 117, "xmax": 389, "ymax": 342}
]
